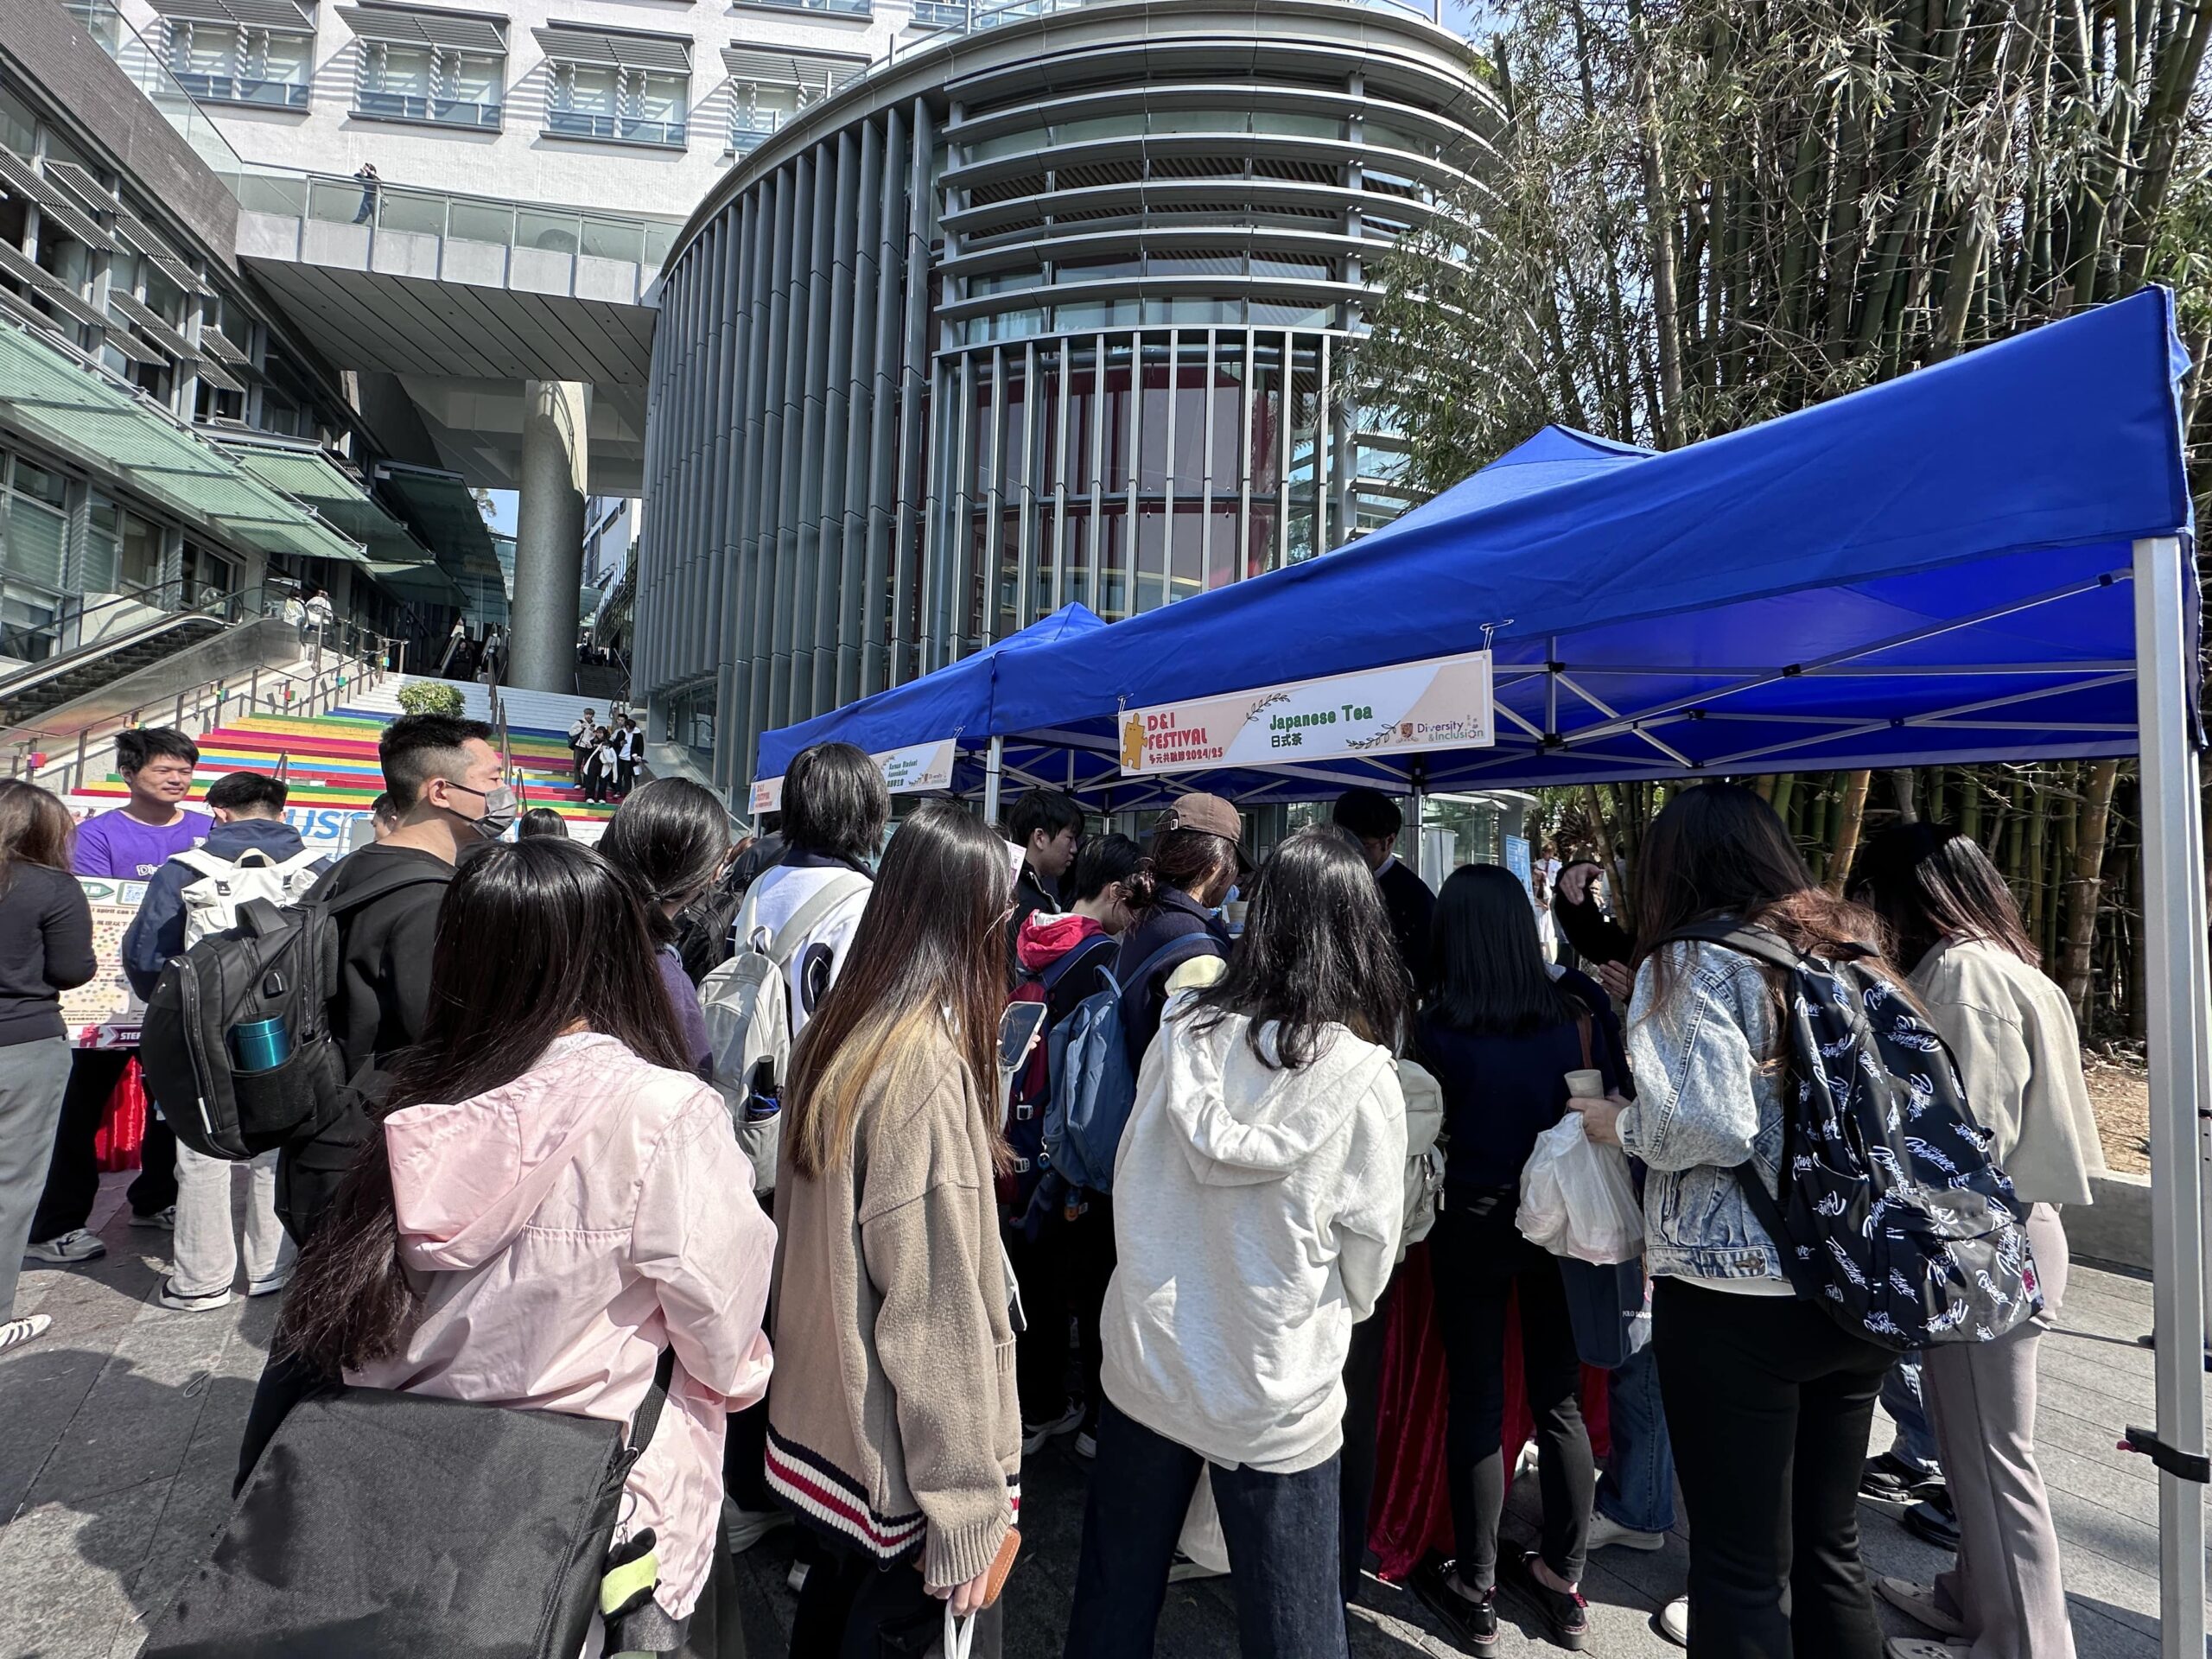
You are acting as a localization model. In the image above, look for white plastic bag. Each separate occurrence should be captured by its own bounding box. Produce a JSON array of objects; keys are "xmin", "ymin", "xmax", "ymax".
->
[{"xmin": 1516, "ymin": 1112, "xmax": 1643, "ymax": 1264}]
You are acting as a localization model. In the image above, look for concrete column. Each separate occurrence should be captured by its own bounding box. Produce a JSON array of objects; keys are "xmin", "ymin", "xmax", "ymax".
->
[{"xmin": 510, "ymin": 379, "xmax": 589, "ymax": 693}]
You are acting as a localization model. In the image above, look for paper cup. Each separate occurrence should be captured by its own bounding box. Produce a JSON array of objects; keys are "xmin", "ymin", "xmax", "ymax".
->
[{"xmin": 1564, "ymin": 1068, "xmax": 1606, "ymax": 1099}]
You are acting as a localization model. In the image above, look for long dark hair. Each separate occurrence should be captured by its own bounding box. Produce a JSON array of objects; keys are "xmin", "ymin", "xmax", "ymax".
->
[
  {"xmin": 0, "ymin": 781, "xmax": 74, "ymax": 893},
  {"xmin": 1124, "ymin": 825, "xmax": 1238, "ymax": 912},
  {"xmin": 1192, "ymin": 826, "xmax": 1406, "ymax": 1068},
  {"xmin": 1633, "ymin": 782, "xmax": 1893, "ymax": 1001},
  {"xmin": 598, "ymin": 777, "xmax": 731, "ymax": 942},
  {"xmin": 784, "ymin": 801, "xmax": 1010, "ymax": 1178},
  {"xmin": 1429, "ymin": 862, "xmax": 1579, "ymax": 1036},
  {"xmin": 276, "ymin": 840, "xmax": 692, "ymax": 1376},
  {"xmin": 1847, "ymin": 822, "xmax": 2038, "ymax": 972}
]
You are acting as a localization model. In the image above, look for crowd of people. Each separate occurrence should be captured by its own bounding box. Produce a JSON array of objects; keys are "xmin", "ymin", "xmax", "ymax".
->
[{"xmin": 0, "ymin": 716, "xmax": 2107, "ymax": 1659}]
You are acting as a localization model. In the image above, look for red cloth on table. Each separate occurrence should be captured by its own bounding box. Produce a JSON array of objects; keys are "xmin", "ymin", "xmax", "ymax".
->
[
  {"xmin": 93, "ymin": 1056, "xmax": 147, "ymax": 1173},
  {"xmin": 1366, "ymin": 1240, "xmax": 1614, "ymax": 1582}
]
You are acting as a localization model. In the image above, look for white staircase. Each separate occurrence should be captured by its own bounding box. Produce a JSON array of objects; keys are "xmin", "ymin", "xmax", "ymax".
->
[{"xmin": 340, "ymin": 676, "xmax": 614, "ymax": 737}]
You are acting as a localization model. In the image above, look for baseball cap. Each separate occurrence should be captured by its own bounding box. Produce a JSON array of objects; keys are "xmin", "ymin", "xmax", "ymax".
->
[{"xmin": 1161, "ymin": 791, "xmax": 1252, "ymax": 874}]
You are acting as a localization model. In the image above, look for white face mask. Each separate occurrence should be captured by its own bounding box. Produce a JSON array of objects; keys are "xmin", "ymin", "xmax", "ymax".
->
[{"xmin": 447, "ymin": 780, "xmax": 518, "ymax": 839}]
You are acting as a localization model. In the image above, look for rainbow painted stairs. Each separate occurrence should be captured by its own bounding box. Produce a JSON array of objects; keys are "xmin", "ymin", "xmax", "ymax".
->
[{"xmin": 68, "ymin": 707, "xmax": 616, "ymax": 830}]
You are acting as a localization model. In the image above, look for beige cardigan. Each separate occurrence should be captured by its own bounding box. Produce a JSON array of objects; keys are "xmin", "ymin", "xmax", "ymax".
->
[
  {"xmin": 765, "ymin": 1024, "xmax": 1020, "ymax": 1589},
  {"xmin": 1911, "ymin": 937, "xmax": 2107, "ymax": 1206}
]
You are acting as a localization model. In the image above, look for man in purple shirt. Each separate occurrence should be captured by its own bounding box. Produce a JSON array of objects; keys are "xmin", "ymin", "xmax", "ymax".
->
[{"xmin": 27, "ymin": 728, "xmax": 210, "ymax": 1264}]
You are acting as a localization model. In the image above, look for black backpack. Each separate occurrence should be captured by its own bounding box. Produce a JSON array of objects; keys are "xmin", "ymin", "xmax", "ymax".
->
[
  {"xmin": 139, "ymin": 866, "xmax": 446, "ymax": 1161},
  {"xmin": 1668, "ymin": 922, "xmax": 2042, "ymax": 1352}
]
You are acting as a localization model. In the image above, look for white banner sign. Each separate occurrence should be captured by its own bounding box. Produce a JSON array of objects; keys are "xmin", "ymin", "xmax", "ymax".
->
[
  {"xmin": 752, "ymin": 737, "xmax": 958, "ymax": 817},
  {"xmin": 1117, "ymin": 649, "xmax": 1494, "ymax": 777}
]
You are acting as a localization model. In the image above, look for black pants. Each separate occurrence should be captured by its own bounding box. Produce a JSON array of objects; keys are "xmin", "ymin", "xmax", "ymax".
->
[
  {"xmin": 791, "ymin": 1534, "xmax": 1001, "ymax": 1659},
  {"xmin": 1428, "ymin": 1192, "xmax": 1592, "ymax": 1593},
  {"xmin": 1003, "ymin": 1195, "xmax": 1113, "ymax": 1430},
  {"xmin": 1066, "ymin": 1402, "xmax": 1346, "ymax": 1659},
  {"xmin": 1338, "ymin": 1278, "xmax": 1394, "ymax": 1605},
  {"xmin": 29, "ymin": 1048, "xmax": 174, "ymax": 1240},
  {"xmin": 724, "ymin": 1395, "xmax": 773, "ymax": 1510},
  {"xmin": 1653, "ymin": 1276, "xmax": 1892, "ymax": 1659}
]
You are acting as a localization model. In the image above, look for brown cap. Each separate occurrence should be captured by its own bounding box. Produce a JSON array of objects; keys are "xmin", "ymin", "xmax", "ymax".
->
[{"xmin": 1161, "ymin": 791, "xmax": 1251, "ymax": 872}]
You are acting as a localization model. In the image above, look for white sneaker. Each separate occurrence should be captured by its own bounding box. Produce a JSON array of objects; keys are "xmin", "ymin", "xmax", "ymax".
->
[
  {"xmin": 1656, "ymin": 1596, "xmax": 1688, "ymax": 1646},
  {"xmin": 1588, "ymin": 1511, "xmax": 1667, "ymax": 1552},
  {"xmin": 245, "ymin": 1269, "xmax": 294, "ymax": 1299},
  {"xmin": 1074, "ymin": 1429, "xmax": 1097, "ymax": 1460},
  {"xmin": 1513, "ymin": 1440, "xmax": 1541, "ymax": 1482},
  {"xmin": 727, "ymin": 1505, "xmax": 791, "ymax": 1554},
  {"xmin": 1875, "ymin": 1578, "xmax": 1969, "ymax": 1637},
  {"xmin": 0, "ymin": 1313, "xmax": 52, "ymax": 1356},
  {"xmin": 130, "ymin": 1206, "xmax": 176, "ymax": 1230},
  {"xmin": 25, "ymin": 1229, "xmax": 105, "ymax": 1264},
  {"xmin": 1167, "ymin": 1551, "xmax": 1228, "ymax": 1583},
  {"xmin": 156, "ymin": 1279, "xmax": 233, "ymax": 1313},
  {"xmin": 1021, "ymin": 1401, "xmax": 1084, "ymax": 1455}
]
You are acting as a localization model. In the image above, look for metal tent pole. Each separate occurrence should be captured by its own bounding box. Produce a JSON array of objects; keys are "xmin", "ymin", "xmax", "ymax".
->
[
  {"xmin": 2130, "ymin": 534, "xmax": 2209, "ymax": 1659},
  {"xmin": 982, "ymin": 735, "xmax": 1005, "ymax": 828}
]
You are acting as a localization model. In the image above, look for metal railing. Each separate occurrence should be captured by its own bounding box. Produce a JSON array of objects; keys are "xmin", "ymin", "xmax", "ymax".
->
[
  {"xmin": 0, "ymin": 582, "xmax": 393, "ymax": 696},
  {"xmin": 354, "ymin": 92, "xmax": 502, "ymax": 129},
  {"xmin": 174, "ymin": 72, "xmax": 311, "ymax": 110},
  {"xmin": 5, "ymin": 643, "xmax": 391, "ymax": 797}
]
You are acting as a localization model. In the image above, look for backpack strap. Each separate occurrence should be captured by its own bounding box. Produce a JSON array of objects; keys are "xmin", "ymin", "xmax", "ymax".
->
[
  {"xmin": 626, "ymin": 1348, "xmax": 677, "ymax": 1457},
  {"xmin": 1657, "ymin": 919, "xmax": 1804, "ymax": 973},
  {"xmin": 172, "ymin": 849, "xmax": 236, "ymax": 883},
  {"xmin": 1121, "ymin": 933, "xmax": 1219, "ymax": 1006},
  {"xmin": 765, "ymin": 872, "xmax": 872, "ymax": 967},
  {"xmin": 1039, "ymin": 934, "xmax": 1115, "ymax": 996}
]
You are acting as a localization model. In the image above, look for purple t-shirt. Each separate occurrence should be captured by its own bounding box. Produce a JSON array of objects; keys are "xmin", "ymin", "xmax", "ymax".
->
[{"xmin": 73, "ymin": 808, "xmax": 214, "ymax": 880}]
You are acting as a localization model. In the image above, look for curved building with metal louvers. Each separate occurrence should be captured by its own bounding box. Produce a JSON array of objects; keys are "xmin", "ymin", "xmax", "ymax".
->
[{"xmin": 633, "ymin": 0, "xmax": 1499, "ymax": 794}]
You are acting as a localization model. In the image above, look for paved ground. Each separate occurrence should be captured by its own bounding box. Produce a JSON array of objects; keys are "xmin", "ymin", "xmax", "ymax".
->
[{"xmin": 0, "ymin": 1171, "xmax": 2185, "ymax": 1657}]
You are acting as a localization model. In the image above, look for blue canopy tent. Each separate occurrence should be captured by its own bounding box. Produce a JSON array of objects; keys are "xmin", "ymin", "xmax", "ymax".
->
[
  {"xmin": 761, "ymin": 288, "xmax": 2206, "ymax": 1644},
  {"xmin": 751, "ymin": 602, "xmax": 1105, "ymax": 815}
]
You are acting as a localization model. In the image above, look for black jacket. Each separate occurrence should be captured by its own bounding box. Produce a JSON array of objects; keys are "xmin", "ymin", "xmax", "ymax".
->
[
  {"xmin": 1006, "ymin": 862, "xmax": 1061, "ymax": 982},
  {"xmin": 310, "ymin": 842, "xmax": 455, "ymax": 1078},
  {"xmin": 0, "ymin": 864, "xmax": 94, "ymax": 1046},
  {"xmin": 1376, "ymin": 857, "xmax": 1438, "ymax": 991},
  {"xmin": 1116, "ymin": 887, "xmax": 1231, "ymax": 1067},
  {"xmin": 1552, "ymin": 876, "xmax": 1636, "ymax": 967}
]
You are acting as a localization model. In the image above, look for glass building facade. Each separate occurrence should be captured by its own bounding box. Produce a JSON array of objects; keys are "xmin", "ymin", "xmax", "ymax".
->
[{"xmin": 634, "ymin": 0, "xmax": 1497, "ymax": 792}]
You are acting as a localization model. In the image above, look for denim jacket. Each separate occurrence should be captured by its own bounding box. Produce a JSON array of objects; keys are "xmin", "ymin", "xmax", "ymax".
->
[{"xmin": 1619, "ymin": 938, "xmax": 1788, "ymax": 1283}]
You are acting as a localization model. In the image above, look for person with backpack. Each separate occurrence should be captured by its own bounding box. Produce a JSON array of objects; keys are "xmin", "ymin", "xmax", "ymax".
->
[
  {"xmin": 1409, "ymin": 863, "xmax": 1624, "ymax": 1653},
  {"xmin": 1567, "ymin": 782, "xmax": 1992, "ymax": 1659},
  {"xmin": 767, "ymin": 802, "xmax": 1020, "ymax": 1657},
  {"xmin": 1004, "ymin": 786, "xmax": 1084, "ymax": 965},
  {"xmin": 1006, "ymin": 831, "xmax": 1141, "ymax": 1458},
  {"xmin": 122, "ymin": 771, "xmax": 325, "ymax": 1313},
  {"xmin": 1849, "ymin": 824, "xmax": 2096, "ymax": 1659},
  {"xmin": 599, "ymin": 779, "xmax": 730, "ymax": 1081},
  {"xmin": 1066, "ymin": 827, "xmax": 1407, "ymax": 1659},
  {"xmin": 1115, "ymin": 793, "xmax": 1244, "ymax": 1068},
  {"xmin": 27, "ymin": 727, "xmax": 209, "ymax": 1268},
  {"xmin": 0, "ymin": 783, "xmax": 95, "ymax": 1357},
  {"xmin": 264, "ymin": 838, "xmax": 774, "ymax": 1656},
  {"xmin": 569, "ymin": 708, "xmax": 597, "ymax": 785}
]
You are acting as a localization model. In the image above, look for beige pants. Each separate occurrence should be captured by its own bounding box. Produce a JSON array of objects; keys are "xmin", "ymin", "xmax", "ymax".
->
[{"xmin": 1922, "ymin": 1202, "xmax": 2077, "ymax": 1659}]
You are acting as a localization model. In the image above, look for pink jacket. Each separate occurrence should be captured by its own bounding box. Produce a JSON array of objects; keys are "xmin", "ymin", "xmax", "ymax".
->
[{"xmin": 348, "ymin": 1032, "xmax": 775, "ymax": 1622}]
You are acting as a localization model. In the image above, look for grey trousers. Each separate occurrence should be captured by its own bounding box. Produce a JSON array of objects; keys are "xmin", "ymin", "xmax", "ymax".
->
[
  {"xmin": 170, "ymin": 1142, "xmax": 292, "ymax": 1298},
  {"xmin": 1922, "ymin": 1203, "xmax": 2077, "ymax": 1659},
  {"xmin": 0, "ymin": 1037, "xmax": 75, "ymax": 1317}
]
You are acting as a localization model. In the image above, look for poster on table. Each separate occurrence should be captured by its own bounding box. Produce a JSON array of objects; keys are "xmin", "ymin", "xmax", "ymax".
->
[
  {"xmin": 62, "ymin": 875, "xmax": 146, "ymax": 1048},
  {"xmin": 751, "ymin": 737, "xmax": 958, "ymax": 817},
  {"xmin": 1117, "ymin": 649, "xmax": 1495, "ymax": 777}
]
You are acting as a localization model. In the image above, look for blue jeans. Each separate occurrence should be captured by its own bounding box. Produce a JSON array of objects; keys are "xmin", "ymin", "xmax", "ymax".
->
[
  {"xmin": 1881, "ymin": 1351, "xmax": 1942, "ymax": 1475},
  {"xmin": 1595, "ymin": 1341, "xmax": 1677, "ymax": 1534},
  {"xmin": 1065, "ymin": 1402, "xmax": 1349, "ymax": 1659}
]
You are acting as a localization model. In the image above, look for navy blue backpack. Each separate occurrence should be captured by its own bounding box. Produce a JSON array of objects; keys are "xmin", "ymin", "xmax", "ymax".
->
[{"xmin": 1041, "ymin": 937, "xmax": 1210, "ymax": 1192}]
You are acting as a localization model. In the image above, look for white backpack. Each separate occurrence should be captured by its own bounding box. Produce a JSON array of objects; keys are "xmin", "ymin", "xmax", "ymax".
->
[
  {"xmin": 1395, "ymin": 1056, "xmax": 1447, "ymax": 1262},
  {"xmin": 173, "ymin": 846, "xmax": 327, "ymax": 948},
  {"xmin": 699, "ymin": 871, "xmax": 869, "ymax": 1196}
]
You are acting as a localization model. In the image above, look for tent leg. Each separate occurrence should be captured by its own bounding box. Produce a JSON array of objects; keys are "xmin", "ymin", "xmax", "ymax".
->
[
  {"xmin": 1409, "ymin": 786, "xmax": 1427, "ymax": 881},
  {"xmin": 982, "ymin": 736, "xmax": 1004, "ymax": 828},
  {"xmin": 2131, "ymin": 535, "xmax": 2209, "ymax": 1659}
]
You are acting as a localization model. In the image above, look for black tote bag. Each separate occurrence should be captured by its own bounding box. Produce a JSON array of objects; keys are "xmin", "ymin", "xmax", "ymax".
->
[{"xmin": 145, "ymin": 1353, "xmax": 673, "ymax": 1659}]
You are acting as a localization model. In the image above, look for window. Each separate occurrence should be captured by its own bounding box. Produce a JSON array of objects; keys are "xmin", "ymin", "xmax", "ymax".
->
[
  {"xmin": 721, "ymin": 48, "xmax": 863, "ymax": 155},
  {"xmin": 3, "ymin": 456, "xmax": 67, "ymax": 593},
  {"xmin": 164, "ymin": 22, "xmax": 314, "ymax": 109},
  {"xmin": 356, "ymin": 42, "xmax": 505, "ymax": 127},
  {"xmin": 537, "ymin": 26, "xmax": 690, "ymax": 147}
]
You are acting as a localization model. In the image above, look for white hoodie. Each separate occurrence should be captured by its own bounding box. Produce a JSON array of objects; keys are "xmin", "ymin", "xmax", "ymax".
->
[{"xmin": 1101, "ymin": 998, "xmax": 1405, "ymax": 1474}]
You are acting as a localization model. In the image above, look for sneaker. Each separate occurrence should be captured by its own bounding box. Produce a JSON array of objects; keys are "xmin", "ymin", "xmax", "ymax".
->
[
  {"xmin": 1860, "ymin": 1452, "xmax": 1942, "ymax": 1506},
  {"xmin": 1020, "ymin": 1400, "xmax": 1084, "ymax": 1455},
  {"xmin": 1587, "ymin": 1511, "xmax": 1666, "ymax": 1552},
  {"xmin": 727, "ymin": 1504, "xmax": 792, "ymax": 1554},
  {"xmin": 1656, "ymin": 1596, "xmax": 1688, "ymax": 1647},
  {"xmin": 786, "ymin": 1560, "xmax": 810, "ymax": 1595},
  {"xmin": 1513, "ymin": 1440, "xmax": 1541, "ymax": 1483},
  {"xmin": 1412, "ymin": 1557, "xmax": 1498, "ymax": 1649},
  {"xmin": 1509, "ymin": 1550, "xmax": 1590, "ymax": 1651},
  {"xmin": 1903, "ymin": 1492, "xmax": 1961, "ymax": 1550},
  {"xmin": 1875, "ymin": 1578, "xmax": 1968, "ymax": 1637},
  {"xmin": 130, "ymin": 1206, "xmax": 176, "ymax": 1230},
  {"xmin": 0, "ymin": 1313, "xmax": 52, "ymax": 1356},
  {"xmin": 24, "ymin": 1229, "xmax": 105, "ymax": 1264},
  {"xmin": 1166, "ymin": 1551, "xmax": 1227, "ymax": 1583},
  {"xmin": 245, "ymin": 1268, "xmax": 293, "ymax": 1299},
  {"xmin": 156, "ymin": 1279, "xmax": 233, "ymax": 1313},
  {"xmin": 1073, "ymin": 1429, "xmax": 1097, "ymax": 1460}
]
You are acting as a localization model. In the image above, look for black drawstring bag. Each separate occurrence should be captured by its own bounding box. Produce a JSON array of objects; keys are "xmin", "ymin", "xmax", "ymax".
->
[{"xmin": 145, "ymin": 1351, "xmax": 675, "ymax": 1659}]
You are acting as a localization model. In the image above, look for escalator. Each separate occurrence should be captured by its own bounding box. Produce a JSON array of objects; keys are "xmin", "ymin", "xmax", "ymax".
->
[{"xmin": 0, "ymin": 607, "xmax": 228, "ymax": 729}]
